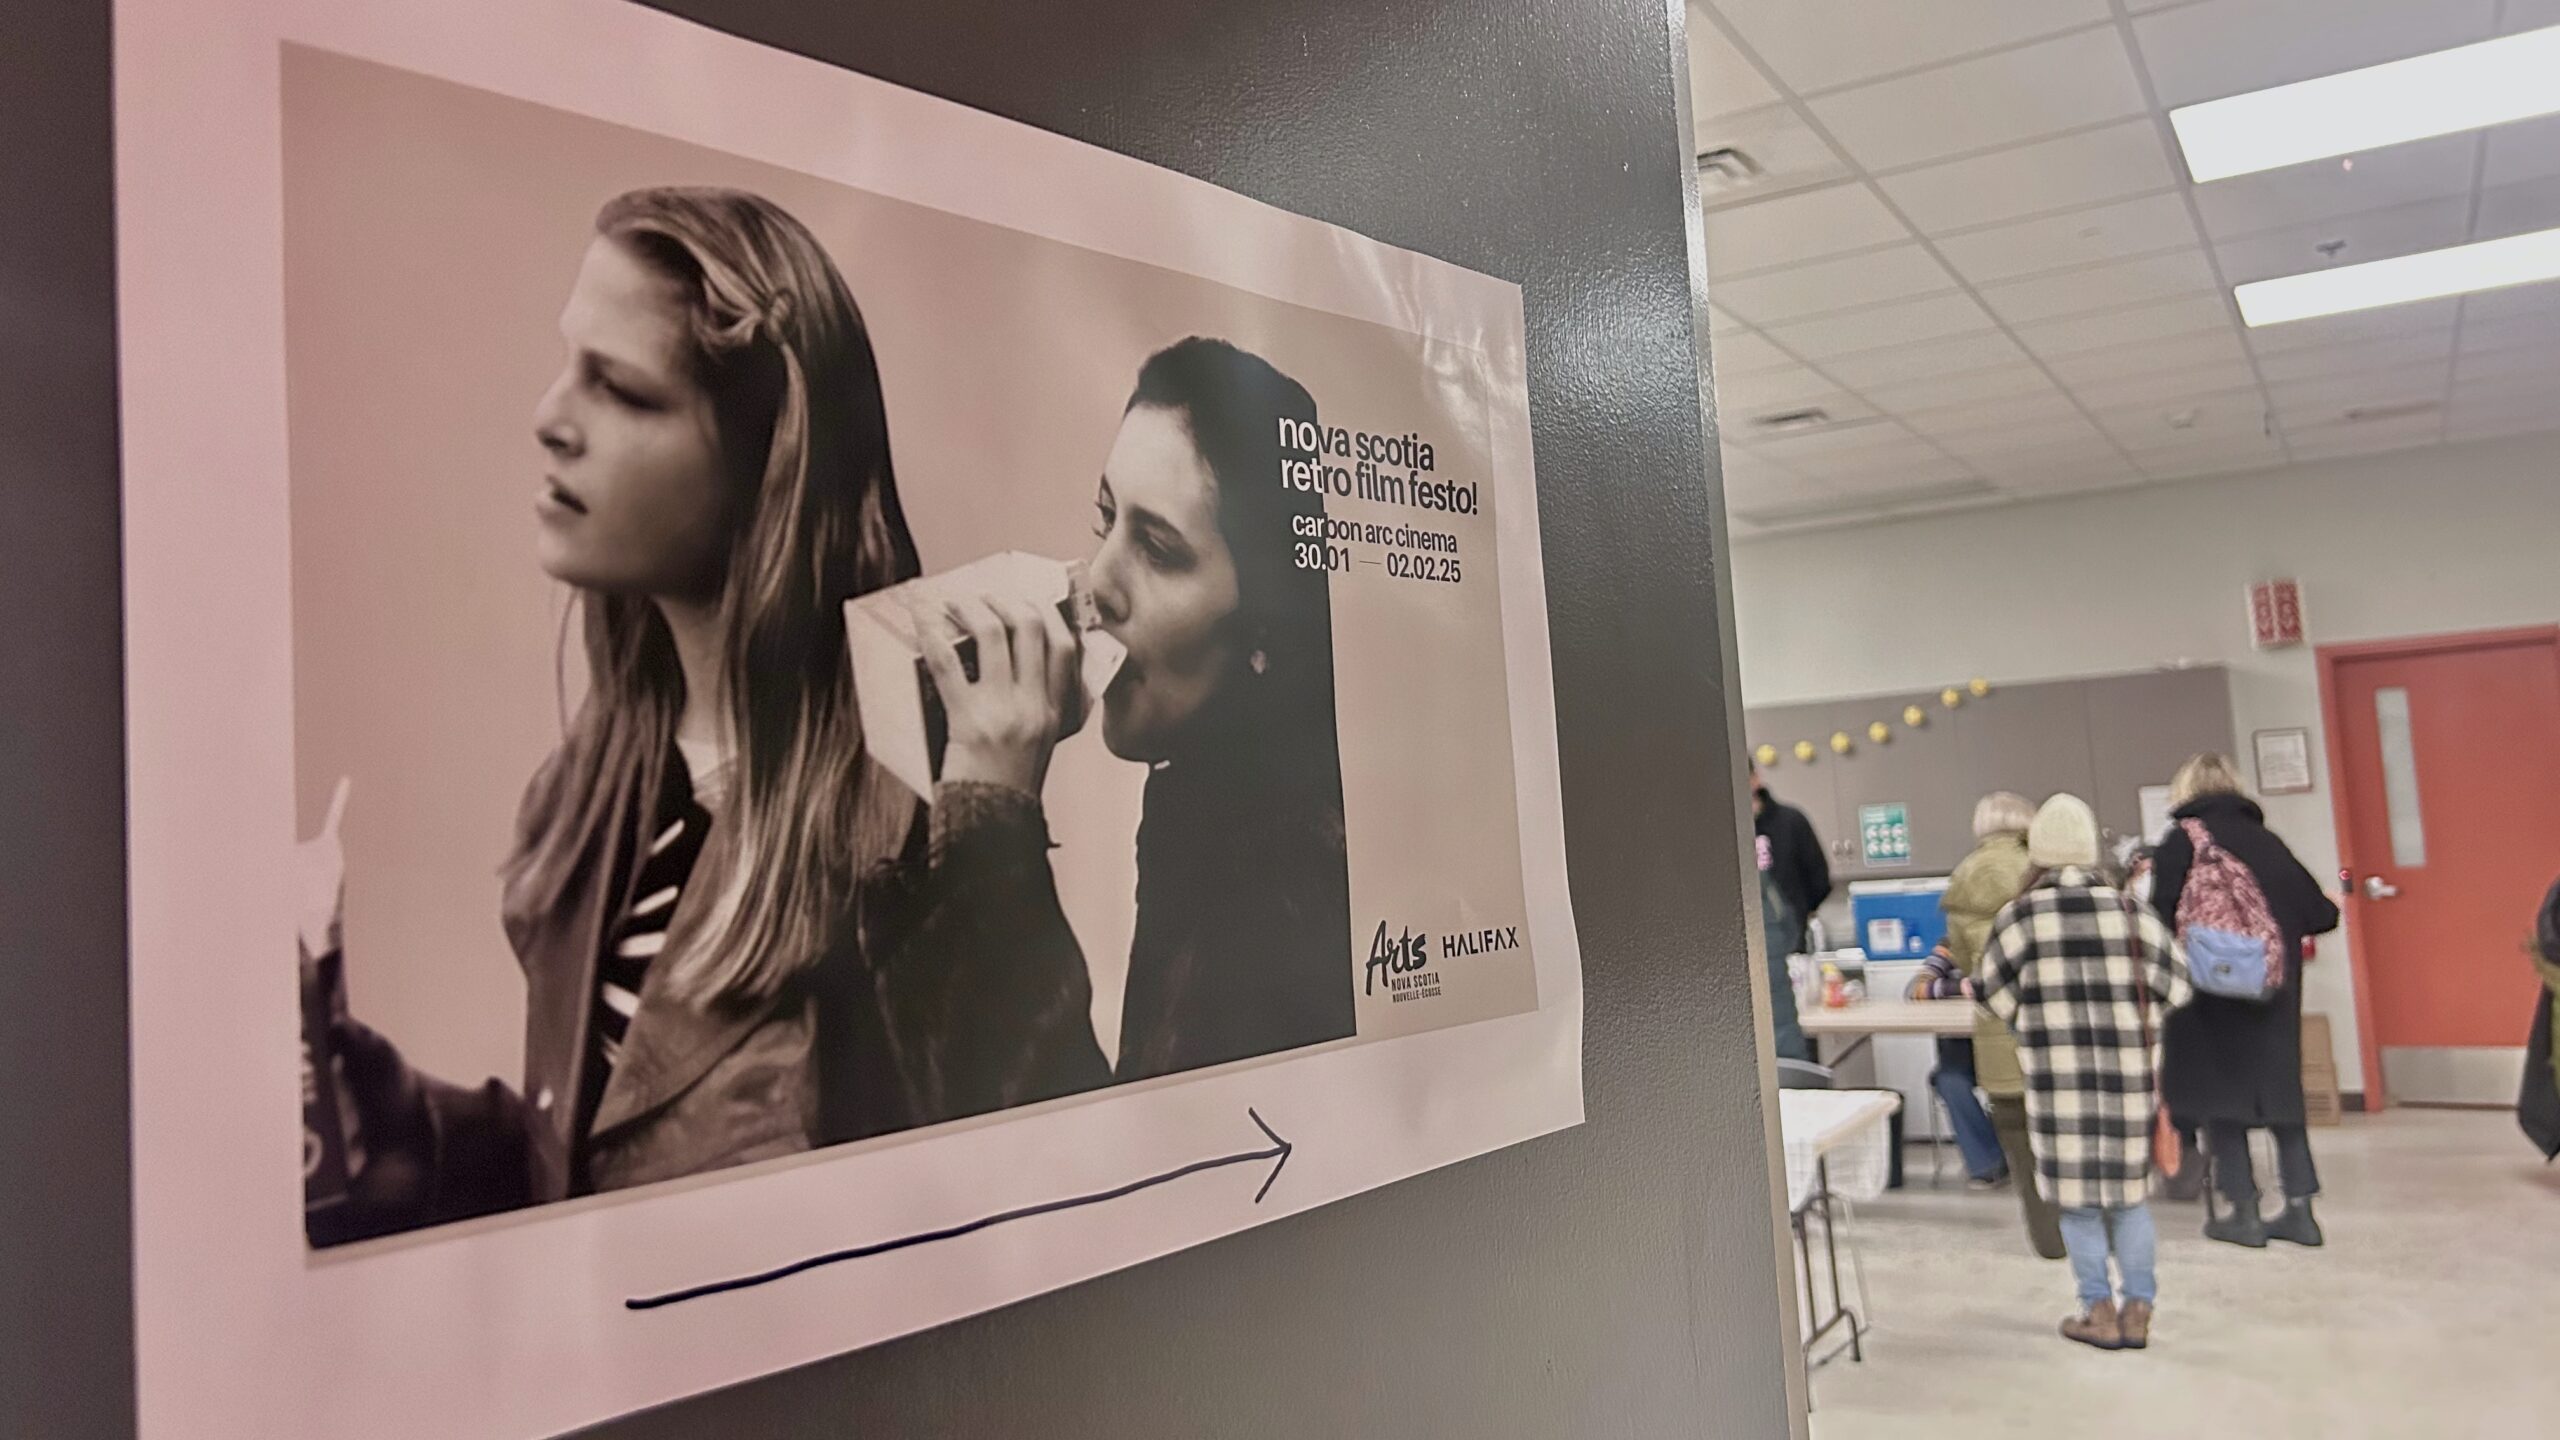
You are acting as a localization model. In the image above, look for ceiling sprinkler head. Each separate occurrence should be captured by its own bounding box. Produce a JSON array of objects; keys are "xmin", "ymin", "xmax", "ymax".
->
[{"xmin": 2315, "ymin": 238, "xmax": 2348, "ymax": 261}]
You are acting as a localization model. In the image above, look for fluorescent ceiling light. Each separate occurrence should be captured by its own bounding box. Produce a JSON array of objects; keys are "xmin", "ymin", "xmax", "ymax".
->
[
  {"xmin": 2171, "ymin": 25, "xmax": 2560, "ymax": 182},
  {"xmin": 2235, "ymin": 226, "xmax": 2560, "ymax": 326}
]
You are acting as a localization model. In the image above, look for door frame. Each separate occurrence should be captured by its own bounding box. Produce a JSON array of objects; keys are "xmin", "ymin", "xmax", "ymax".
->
[{"xmin": 2315, "ymin": 623, "xmax": 2560, "ymax": 1111}]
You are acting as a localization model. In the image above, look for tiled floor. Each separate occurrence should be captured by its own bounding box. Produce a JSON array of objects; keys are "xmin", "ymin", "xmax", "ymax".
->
[{"xmin": 1807, "ymin": 1109, "xmax": 2560, "ymax": 1439}]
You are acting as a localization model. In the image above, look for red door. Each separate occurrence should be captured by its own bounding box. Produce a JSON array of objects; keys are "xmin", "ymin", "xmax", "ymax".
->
[{"xmin": 2326, "ymin": 628, "xmax": 2560, "ymax": 1105}]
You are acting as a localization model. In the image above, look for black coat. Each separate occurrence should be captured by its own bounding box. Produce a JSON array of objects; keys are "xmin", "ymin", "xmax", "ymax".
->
[
  {"xmin": 2152, "ymin": 793, "xmax": 2341, "ymax": 1127},
  {"xmin": 2521, "ymin": 877, "xmax": 2560, "ymax": 1160},
  {"xmin": 1754, "ymin": 791, "xmax": 1833, "ymax": 926}
]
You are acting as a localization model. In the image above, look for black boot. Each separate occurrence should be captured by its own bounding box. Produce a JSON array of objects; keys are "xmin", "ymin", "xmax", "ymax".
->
[
  {"xmin": 2266, "ymin": 1198, "xmax": 2324, "ymax": 1248},
  {"xmin": 2204, "ymin": 1192, "xmax": 2267, "ymax": 1248}
]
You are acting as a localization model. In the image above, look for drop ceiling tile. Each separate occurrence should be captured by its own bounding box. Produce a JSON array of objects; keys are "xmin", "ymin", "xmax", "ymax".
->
[
  {"xmin": 1707, "ymin": 328, "xmax": 1797, "ymax": 377},
  {"xmin": 1983, "ymin": 472, "xmax": 2136, "ymax": 501},
  {"xmin": 2285, "ymin": 414, "xmax": 2445, "ymax": 462},
  {"xmin": 2192, "ymin": 134, "xmax": 2475, "ymax": 241},
  {"xmin": 1747, "ymin": 415, "xmax": 1924, "ymax": 456},
  {"xmin": 2457, "ymin": 310, "xmax": 2560, "ymax": 357},
  {"xmin": 1789, "ymin": 445, "xmax": 1978, "ymax": 487},
  {"xmin": 2044, "ymin": 328, "xmax": 2253, "ymax": 385},
  {"xmin": 1714, "ymin": 360, "xmax": 1829, "ymax": 406},
  {"xmin": 1686, "ymin": 7, "xmax": 1783, "ymax": 125},
  {"xmin": 1820, "ymin": 330, "xmax": 2035, "ymax": 389},
  {"xmin": 1763, "ymin": 291, "xmax": 1998, "ymax": 360},
  {"xmin": 1705, "ymin": 183, "xmax": 1912, "ymax": 276},
  {"xmin": 2445, "ymin": 394, "xmax": 2560, "ymax": 444},
  {"xmin": 2242, "ymin": 296, "xmax": 2463, "ymax": 352},
  {"xmin": 2014, "ymin": 292, "xmax": 2233, "ymax": 360},
  {"xmin": 2475, "ymin": 174, "xmax": 2560, "ymax": 240},
  {"xmin": 2453, "ymin": 375, "xmax": 2560, "ymax": 415},
  {"xmin": 1710, "ymin": 244, "xmax": 1960, "ymax": 326},
  {"xmin": 1967, "ymin": 442, "xmax": 2140, "ymax": 485},
  {"xmin": 1713, "ymin": 0, "xmax": 2111, "ymax": 97},
  {"xmin": 1933, "ymin": 415, "xmax": 2115, "ymax": 458},
  {"xmin": 1901, "ymin": 390, "xmax": 2091, "ymax": 440},
  {"xmin": 1879, "ymin": 119, "xmax": 2177, "ymax": 234},
  {"xmin": 2067, "ymin": 359, "xmax": 2263, "ymax": 411},
  {"xmin": 2252, "ymin": 330, "xmax": 2455, "ymax": 383},
  {"xmin": 2450, "ymin": 367, "xmax": 2560, "ymax": 415},
  {"xmin": 1708, "ymin": 303, "xmax": 1751, "ymax": 338},
  {"xmin": 1860, "ymin": 363, "xmax": 2062, "ymax": 416},
  {"xmin": 2456, "ymin": 282, "xmax": 2560, "ymax": 324},
  {"xmin": 1697, "ymin": 104, "xmax": 1856, "ymax": 201},
  {"xmin": 2134, "ymin": 435, "xmax": 2287, "ymax": 480},
  {"xmin": 1933, "ymin": 192, "xmax": 2199, "ymax": 286},
  {"xmin": 2454, "ymin": 342, "xmax": 2560, "ymax": 384},
  {"xmin": 2267, "ymin": 360, "xmax": 2451, "ymax": 417},
  {"xmin": 2133, "ymin": 0, "xmax": 2499, "ymax": 110},
  {"xmin": 1806, "ymin": 28, "xmax": 2146, "ymax": 174},
  {"xmin": 2481, "ymin": 112, "xmax": 2560, "ymax": 189},
  {"xmin": 2092, "ymin": 388, "xmax": 2271, "ymax": 448},
  {"xmin": 2211, "ymin": 195, "xmax": 2472, "ymax": 285},
  {"xmin": 1979, "ymin": 248, "xmax": 2220, "ymax": 326},
  {"xmin": 1716, "ymin": 366, "xmax": 1880, "ymax": 427},
  {"xmin": 2446, "ymin": 413, "xmax": 2560, "ymax": 446},
  {"xmin": 1719, "ymin": 467, "xmax": 1810, "ymax": 515}
]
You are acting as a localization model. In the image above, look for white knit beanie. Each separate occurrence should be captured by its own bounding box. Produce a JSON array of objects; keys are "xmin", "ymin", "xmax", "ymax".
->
[{"xmin": 2028, "ymin": 793, "xmax": 2100, "ymax": 870}]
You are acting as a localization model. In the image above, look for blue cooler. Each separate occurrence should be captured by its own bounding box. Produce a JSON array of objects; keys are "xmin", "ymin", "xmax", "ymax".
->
[{"xmin": 1849, "ymin": 876, "xmax": 1950, "ymax": 960}]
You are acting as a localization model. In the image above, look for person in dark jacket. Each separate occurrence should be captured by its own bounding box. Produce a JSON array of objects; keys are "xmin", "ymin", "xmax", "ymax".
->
[
  {"xmin": 2520, "ymin": 875, "xmax": 2560, "ymax": 1160},
  {"xmin": 1753, "ymin": 766, "xmax": 1833, "ymax": 944},
  {"xmin": 973, "ymin": 338, "xmax": 1357, "ymax": 1082},
  {"xmin": 2151, "ymin": 753, "xmax": 2340, "ymax": 1249},
  {"xmin": 1760, "ymin": 868, "xmax": 1809, "ymax": 1062}
]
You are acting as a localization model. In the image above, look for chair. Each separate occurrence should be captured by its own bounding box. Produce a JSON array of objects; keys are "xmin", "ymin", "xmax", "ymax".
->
[{"xmin": 1778, "ymin": 1058, "xmax": 1836, "ymax": 1090}]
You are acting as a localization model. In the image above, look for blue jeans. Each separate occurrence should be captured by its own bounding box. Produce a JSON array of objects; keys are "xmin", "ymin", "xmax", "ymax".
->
[
  {"xmin": 1929, "ymin": 1046, "xmax": 2004, "ymax": 1181},
  {"xmin": 2060, "ymin": 1203, "xmax": 2157, "ymax": 1307}
]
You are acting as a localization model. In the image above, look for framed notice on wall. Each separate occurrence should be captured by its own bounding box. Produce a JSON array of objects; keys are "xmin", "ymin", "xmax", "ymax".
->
[
  {"xmin": 2254, "ymin": 728, "xmax": 2316, "ymax": 795},
  {"xmin": 111, "ymin": 1, "xmax": 1585, "ymax": 1434}
]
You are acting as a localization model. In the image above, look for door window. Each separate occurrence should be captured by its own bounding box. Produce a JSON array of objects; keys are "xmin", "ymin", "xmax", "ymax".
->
[{"xmin": 2373, "ymin": 686, "xmax": 2428, "ymax": 869}]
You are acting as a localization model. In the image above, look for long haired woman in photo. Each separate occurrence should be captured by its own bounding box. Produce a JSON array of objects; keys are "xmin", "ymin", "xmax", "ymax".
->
[
  {"xmin": 313, "ymin": 187, "xmax": 1108, "ymax": 1241},
  {"xmin": 934, "ymin": 336, "xmax": 1355, "ymax": 1081}
]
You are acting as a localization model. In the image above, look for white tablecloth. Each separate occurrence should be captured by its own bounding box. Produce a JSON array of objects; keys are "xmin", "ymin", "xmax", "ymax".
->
[{"xmin": 1778, "ymin": 1089, "xmax": 1901, "ymax": 1212}]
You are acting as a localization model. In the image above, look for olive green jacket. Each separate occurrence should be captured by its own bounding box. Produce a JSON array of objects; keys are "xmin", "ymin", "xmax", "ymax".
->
[{"xmin": 1943, "ymin": 831, "xmax": 2033, "ymax": 1096}]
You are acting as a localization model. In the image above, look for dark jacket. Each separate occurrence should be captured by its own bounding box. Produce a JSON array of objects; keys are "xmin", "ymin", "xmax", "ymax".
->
[
  {"xmin": 2521, "ymin": 876, "xmax": 2560, "ymax": 1160},
  {"xmin": 1760, "ymin": 870, "xmax": 1808, "ymax": 1063},
  {"xmin": 2152, "ymin": 792, "xmax": 2340, "ymax": 1127},
  {"xmin": 387, "ymin": 760, "xmax": 1109, "ymax": 1234},
  {"xmin": 1114, "ymin": 756, "xmax": 1356, "ymax": 1082},
  {"xmin": 1754, "ymin": 789, "xmax": 1832, "ymax": 930}
]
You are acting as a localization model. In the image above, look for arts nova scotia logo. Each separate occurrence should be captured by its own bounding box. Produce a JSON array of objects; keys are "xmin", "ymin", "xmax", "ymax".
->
[{"xmin": 1365, "ymin": 919, "xmax": 1521, "ymax": 1003}]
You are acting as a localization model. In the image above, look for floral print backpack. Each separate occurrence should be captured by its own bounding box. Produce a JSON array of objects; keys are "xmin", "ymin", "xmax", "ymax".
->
[{"xmin": 2173, "ymin": 817, "xmax": 2284, "ymax": 1001}]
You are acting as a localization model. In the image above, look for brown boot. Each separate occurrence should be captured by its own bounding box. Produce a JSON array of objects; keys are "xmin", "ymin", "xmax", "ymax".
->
[
  {"xmin": 2118, "ymin": 1299, "xmax": 2152, "ymax": 1350},
  {"xmin": 2060, "ymin": 1298, "xmax": 2123, "ymax": 1350}
]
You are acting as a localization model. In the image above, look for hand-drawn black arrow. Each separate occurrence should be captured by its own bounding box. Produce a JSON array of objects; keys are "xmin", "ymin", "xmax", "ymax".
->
[{"xmin": 625, "ymin": 1107, "xmax": 1292, "ymax": 1311}]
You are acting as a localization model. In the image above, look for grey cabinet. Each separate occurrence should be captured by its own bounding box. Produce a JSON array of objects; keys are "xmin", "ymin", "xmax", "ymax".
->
[
  {"xmin": 1746, "ymin": 667, "xmax": 2234, "ymax": 880},
  {"xmin": 2085, "ymin": 667, "xmax": 2237, "ymax": 845}
]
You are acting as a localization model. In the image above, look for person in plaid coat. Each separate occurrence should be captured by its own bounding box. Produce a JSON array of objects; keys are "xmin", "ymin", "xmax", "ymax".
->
[{"xmin": 1981, "ymin": 794, "xmax": 2193, "ymax": 1352}]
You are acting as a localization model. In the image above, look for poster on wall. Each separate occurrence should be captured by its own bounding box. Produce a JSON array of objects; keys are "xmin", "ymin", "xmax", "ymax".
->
[
  {"xmin": 113, "ymin": 1, "xmax": 1584, "ymax": 1434},
  {"xmin": 1859, "ymin": 802, "xmax": 1913, "ymax": 867}
]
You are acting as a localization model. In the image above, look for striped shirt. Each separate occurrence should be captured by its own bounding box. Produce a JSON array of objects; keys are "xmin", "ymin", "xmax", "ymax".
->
[{"xmin": 580, "ymin": 750, "xmax": 713, "ymax": 1133}]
